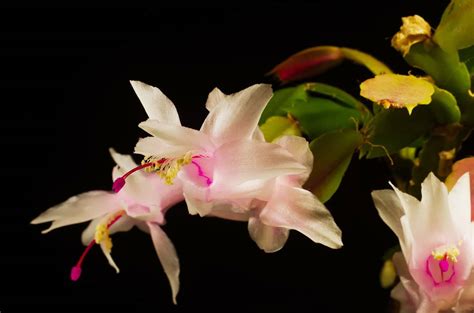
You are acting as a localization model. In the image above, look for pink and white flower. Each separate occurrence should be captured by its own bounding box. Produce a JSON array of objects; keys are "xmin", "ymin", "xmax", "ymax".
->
[
  {"xmin": 131, "ymin": 81, "xmax": 342, "ymax": 252},
  {"xmin": 372, "ymin": 173, "xmax": 474, "ymax": 312},
  {"xmin": 31, "ymin": 149, "xmax": 182, "ymax": 304},
  {"xmin": 248, "ymin": 135, "xmax": 343, "ymax": 252}
]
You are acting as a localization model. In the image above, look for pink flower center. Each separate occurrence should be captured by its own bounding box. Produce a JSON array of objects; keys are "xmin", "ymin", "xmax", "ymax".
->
[
  {"xmin": 425, "ymin": 246, "xmax": 459, "ymax": 286},
  {"xmin": 70, "ymin": 211, "xmax": 124, "ymax": 281}
]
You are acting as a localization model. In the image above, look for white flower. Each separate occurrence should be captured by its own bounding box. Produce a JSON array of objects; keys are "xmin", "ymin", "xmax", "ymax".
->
[
  {"xmin": 372, "ymin": 173, "xmax": 474, "ymax": 312},
  {"xmin": 31, "ymin": 149, "xmax": 182, "ymax": 304}
]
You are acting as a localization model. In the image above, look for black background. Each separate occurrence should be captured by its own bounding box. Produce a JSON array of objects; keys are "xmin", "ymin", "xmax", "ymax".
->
[{"xmin": 0, "ymin": 2, "xmax": 453, "ymax": 313}]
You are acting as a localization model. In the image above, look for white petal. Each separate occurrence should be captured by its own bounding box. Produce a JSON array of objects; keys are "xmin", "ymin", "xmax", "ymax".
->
[
  {"xmin": 31, "ymin": 191, "xmax": 119, "ymax": 234},
  {"xmin": 130, "ymin": 80, "xmax": 181, "ymax": 125},
  {"xmin": 371, "ymin": 190, "xmax": 405, "ymax": 244},
  {"xmin": 100, "ymin": 240, "xmax": 120, "ymax": 273},
  {"xmin": 252, "ymin": 127, "xmax": 265, "ymax": 142},
  {"xmin": 183, "ymin": 191, "xmax": 213, "ymax": 216},
  {"xmin": 109, "ymin": 148, "xmax": 138, "ymax": 173},
  {"xmin": 248, "ymin": 216, "xmax": 289, "ymax": 253},
  {"xmin": 390, "ymin": 283, "xmax": 416, "ymax": 313},
  {"xmin": 448, "ymin": 172, "xmax": 471, "ymax": 234},
  {"xmin": 391, "ymin": 252, "xmax": 421, "ymax": 311},
  {"xmin": 200, "ymin": 84, "xmax": 273, "ymax": 144},
  {"xmin": 260, "ymin": 185, "xmax": 343, "ymax": 249},
  {"xmin": 135, "ymin": 137, "xmax": 195, "ymax": 159},
  {"xmin": 148, "ymin": 222, "xmax": 180, "ymax": 305},
  {"xmin": 274, "ymin": 135, "xmax": 313, "ymax": 183},
  {"xmin": 212, "ymin": 140, "xmax": 306, "ymax": 190},
  {"xmin": 205, "ymin": 87, "xmax": 226, "ymax": 111},
  {"xmin": 410, "ymin": 173, "xmax": 455, "ymax": 249},
  {"xmin": 139, "ymin": 120, "xmax": 213, "ymax": 152},
  {"xmin": 389, "ymin": 182, "xmax": 418, "ymax": 214}
]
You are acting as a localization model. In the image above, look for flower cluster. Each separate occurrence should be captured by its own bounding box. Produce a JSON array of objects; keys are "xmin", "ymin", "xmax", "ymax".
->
[{"xmin": 31, "ymin": 82, "xmax": 343, "ymax": 304}]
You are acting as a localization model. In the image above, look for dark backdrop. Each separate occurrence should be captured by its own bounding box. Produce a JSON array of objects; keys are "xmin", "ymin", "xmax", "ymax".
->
[{"xmin": 0, "ymin": 2, "xmax": 450, "ymax": 313}]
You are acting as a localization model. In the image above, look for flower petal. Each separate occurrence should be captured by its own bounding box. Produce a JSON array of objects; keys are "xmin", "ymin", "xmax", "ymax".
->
[
  {"xmin": 205, "ymin": 87, "xmax": 226, "ymax": 111},
  {"xmin": 413, "ymin": 173, "xmax": 455, "ymax": 244},
  {"xmin": 275, "ymin": 135, "xmax": 313, "ymax": 183},
  {"xmin": 212, "ymin": 140, "xmax": 306, "ymax": 191},
  {"xmin": 200, "ymin": 84, "xmax": 273, "ymax": 144},
  {"xmin": 148, "ymin": 222, "xmax": 180, "ymax": 305},
  {"xmin": 139, "ymin": 120, "xmax": 213, "ymax": 152},
  {"xmin": 130, "ymin": 80, "xmax": 181, "ymax": 125},
  {"xmin": 371, "ymin": 189, "xmax": 405, "ymax": 244},
  {"xmin": 109, "ymin": 148, "xmax": 138, "ymax": 173},
  {"xmin": 448, "ymin": 172, "xmax": 471, "ymax": 234},
  {"xmin": 100, "ymin": 240, "xmax": 120, "ymax": 273},
  {"xmin": 260, "ymin": 185, "xmax": 343, "ymax": 249},
  {"xmin": 135, "ymin": 137, "xmax": 193, "ymax": 159},
  {"xmin": 31, "ymin": 191, "xmax": 119, "ymax": 234},
  {"xmin": 248, "ymin": 216, "xmax": 289, "ymax": 253}
]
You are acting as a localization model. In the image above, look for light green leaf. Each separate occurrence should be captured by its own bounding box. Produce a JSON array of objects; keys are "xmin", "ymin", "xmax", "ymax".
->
[
  {"xmin": 363, "ymin": 106, "xmax": 435, "ymax": 159},
  {"xmin": 304, "ymin": 129, "xmax": 363, "ymax": 203},
  {"xmin": 286, "ymin": 97, "xmax": 362, "ymax": 139},
  {"xmin": 430, "ymin": 87, "xmax": 460, "ymax": 124},
  {"xmin": 304, "ymin": 82, "xmax": 372, "ymax": 120},
  {"xmin": 259, "ymin": 116, "xmax": 302, "ymax": 142},
  {"xmin": 434, "ymin": 0, "xmax": 474, "ymax": 52},
  {"xmin": 260, "ymin": 85, "xmax": 308, "ymax": 124}
]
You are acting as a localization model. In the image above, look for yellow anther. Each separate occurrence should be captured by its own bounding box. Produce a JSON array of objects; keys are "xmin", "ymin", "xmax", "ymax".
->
[
  {"xmin": 143, "ymin": 152, "xmax": 194, "ymax": 185},
  {"xmin": 94, "ymin": 211, "xmax": 124, "ymax": 253},
  {"xmin": 432, "ymin": 245, "xmax": 460, "ymax": 263}
]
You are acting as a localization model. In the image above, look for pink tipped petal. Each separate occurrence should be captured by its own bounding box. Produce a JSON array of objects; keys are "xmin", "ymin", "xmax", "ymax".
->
[
  {"xmin": 200, "ymin": 84, "xmax": 273, "ymax": 144},
  {"xmin": 148, "ymin": 222, "xmax": 180, "ymax": 305},
  {"xmin": 260, "ymin": 185, "xmax": 342, "ymax": 249},
  {"xmin": 248, "ymin": 216, "xmax": 289, "ymax": 253},
  {"xmin": 31, "ymin": 191, "xmax": 119, "ymax": 234},
  {"xmin": 130, "ymin": 81, "xmax": 181, "ymax": 125}
]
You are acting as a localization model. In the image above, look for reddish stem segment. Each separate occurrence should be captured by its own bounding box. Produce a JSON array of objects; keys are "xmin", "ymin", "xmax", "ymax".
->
[{"xmin": 70, "ymin": 212, "xmax": 124, "ymax": 281}]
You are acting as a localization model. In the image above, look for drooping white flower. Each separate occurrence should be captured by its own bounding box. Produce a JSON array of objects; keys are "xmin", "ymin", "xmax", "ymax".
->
[
  {"xmin": 372, "ymin": 173, "xmax": 474, "ymax": 312},
  {"xmin": 31, "ymin": 149, "xmax": 182, "ymax": 304}
]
